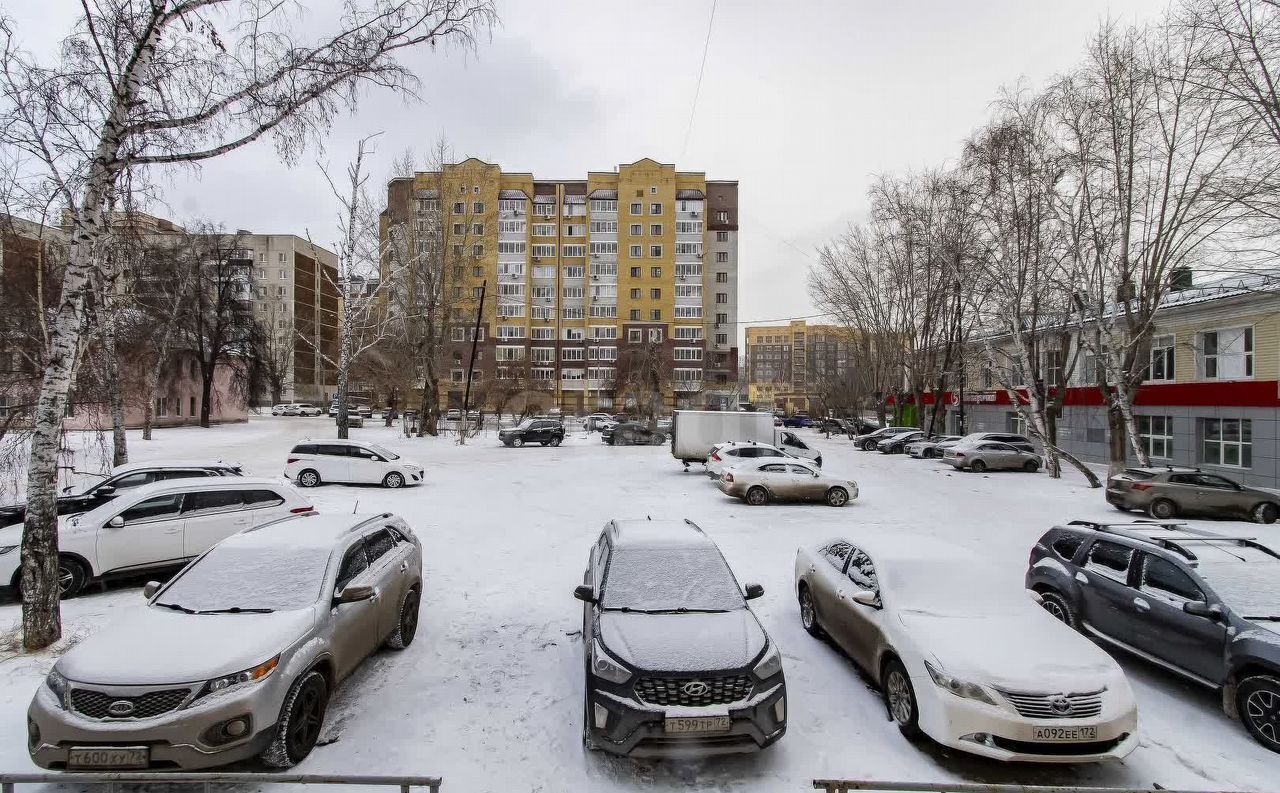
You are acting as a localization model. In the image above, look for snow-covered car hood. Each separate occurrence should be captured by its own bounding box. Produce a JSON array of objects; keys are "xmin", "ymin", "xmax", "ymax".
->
[
  {"xmin": 598, "ymin": 609, "xmax": 767, "ymax": 673},
  {"xmin": 898, "ymin": 607, "xmax": 1120, "ymax": 691},
  {"xmin": 57, "ymin": 606, "xmax": 316, "ymax": 685}
]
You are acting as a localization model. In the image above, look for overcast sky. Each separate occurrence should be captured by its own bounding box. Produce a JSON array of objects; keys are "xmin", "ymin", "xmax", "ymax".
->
[{"xmin": 8, "ymin": 0, "xmax": 1169, "ymax": 343}]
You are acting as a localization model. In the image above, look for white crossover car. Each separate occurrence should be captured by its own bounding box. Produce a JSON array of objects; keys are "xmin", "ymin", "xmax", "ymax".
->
[
  {"xmin": 793, "ymin": 535, "xmax": 1138, "ymax": 763},
  {"xmin": 0, "ymin": 478, "xmax": 312, "ymax": 598},
  {"xmin": 718, "ymin": 458, "xmax": 858, "ymax": 507},
  {"xmin": 284, "ymin": 440, "xmax": 423, "ymax": 488},
  {"xmin": 705, "ymin": 442, "xmax": 795, "ymax": 480}
]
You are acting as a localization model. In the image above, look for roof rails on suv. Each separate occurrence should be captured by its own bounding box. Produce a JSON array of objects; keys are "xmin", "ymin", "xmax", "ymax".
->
[{"xmin": 1065, "ymin": 519, "xmax": 1280, "ymax": 563}]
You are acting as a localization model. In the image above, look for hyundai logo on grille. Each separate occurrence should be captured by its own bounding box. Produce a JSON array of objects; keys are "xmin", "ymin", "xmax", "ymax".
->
[
  {"xmin": 1048, "ymin": 695, "xmax": 1073, "ymax": 716},
  {"xmin": 107, "ymin": 700, "xmax": 136, "ymax": 717},
  {"xmin": 681, "ymin": 681, "xmax": 710, "ymax": 697}
]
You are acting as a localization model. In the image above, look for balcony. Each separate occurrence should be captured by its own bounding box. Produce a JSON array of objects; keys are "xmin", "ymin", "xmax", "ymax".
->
[{"xmin": 674, "ymin": 381, "xmax": 703, "ymax": 392}]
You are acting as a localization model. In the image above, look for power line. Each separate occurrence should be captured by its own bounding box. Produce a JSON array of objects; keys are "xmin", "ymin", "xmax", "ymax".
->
[{"xmin": 680, "ymin": 0, "xmax": 717, "ymax": 159}]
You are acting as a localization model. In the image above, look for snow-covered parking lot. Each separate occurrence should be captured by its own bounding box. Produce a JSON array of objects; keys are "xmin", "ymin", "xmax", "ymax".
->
[{"xmin": 0, "ymin": 416, "xmax": 1277, "ymax": 792}]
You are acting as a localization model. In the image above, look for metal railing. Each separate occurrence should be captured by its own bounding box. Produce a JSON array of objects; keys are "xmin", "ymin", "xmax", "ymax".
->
[
  {"xmin": 813, "ymin": 782, "xmax": 1254, "ymax": 793},
  {"xmin": 0, "ymin": 773, "xmax": 441, "ymax": 793}
]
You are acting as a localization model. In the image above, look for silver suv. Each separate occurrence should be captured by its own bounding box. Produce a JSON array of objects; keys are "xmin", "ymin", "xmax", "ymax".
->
[{"xmin": 28, "ymin": 512, "xmax": 423, "ymax": 770}]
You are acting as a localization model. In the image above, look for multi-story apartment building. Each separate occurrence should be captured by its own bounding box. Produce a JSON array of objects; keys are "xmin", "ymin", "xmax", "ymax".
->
[
  {"xmin": 381, "ymin": 158, "xmax": 739, "ymax": 413},
  {"xmin": 925, "ymin": 273, "xmax": 1280, "ymax": 488},
  {"xmin": 745, "ymin": 320, "xmax": 855, "ymax": 413}
]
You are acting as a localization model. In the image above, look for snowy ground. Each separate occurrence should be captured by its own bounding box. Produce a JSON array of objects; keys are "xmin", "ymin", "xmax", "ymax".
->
[{"xmin": 0, "ymin": 416, "xmax": 1277, "ymax": 792}]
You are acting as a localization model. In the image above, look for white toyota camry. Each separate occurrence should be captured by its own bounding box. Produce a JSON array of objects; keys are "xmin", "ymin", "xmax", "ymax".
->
[{"xmin": 793, "ymin": 535, "xmax": 1139, "ymax": 763}]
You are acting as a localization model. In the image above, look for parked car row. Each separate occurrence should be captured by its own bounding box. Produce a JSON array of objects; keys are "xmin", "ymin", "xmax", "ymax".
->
[
  {"xmin": 270, "ymin": 403, "xmax": 323, "ymax": 417},
  {"xmin": 847, "ymin": 427, "xmax": 1044, "ymax": 474}
]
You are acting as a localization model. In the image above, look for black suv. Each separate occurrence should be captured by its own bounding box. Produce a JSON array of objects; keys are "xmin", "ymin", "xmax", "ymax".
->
[
  {"xmin": 0, "ymin": 461, "xmax": 243, "ymax": 528},
  {"xmin": 1027, "ymin": 519, "xmax": 1280, "ymax": 753},
  {"xmin": 603, "ymin": 422, "xmax": 667, "ymax": 446},
  {"xmin": 573, "ymin": 519, "xmax": 786, "ymax": 757},
  {"xmin": 498, "ymin": 418, "xmax": 564, "ymax": 448}
]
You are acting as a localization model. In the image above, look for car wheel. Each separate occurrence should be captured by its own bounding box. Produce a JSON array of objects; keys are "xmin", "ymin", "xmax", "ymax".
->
[
  {"xmin": 969, "ymin": 459, "xmax": 987, "ymax": 473},
  {"xmin": 512, "ymin": 437, "xmax": 524, "ymax": 448},
  {"xmin": 297, "ymin": 469, "xmax": 321, "ymax": 488},
  {"xmin": 826, "ymin": 487, "xmax": 849, "ymax": 507},
  {"xmin": 261, "ymin": 670, "xmax": 329, "ymax": 768},
  {"xmin": 1022, "ymin": 460, "xmax": 1039, "ymax": 473},
  {"xmin": 1238, "ymin": 675, "xmax": 1280, "ymax": 752},
  {"xmin": 745, "ymin": 486, "xmax": 769, "ymax": 506},
  {"xmin": 1037, "ymin": 589, "xmax": 1078, "ymax": 629},
  {"xmin": 383, "ymin": 472, "xmax": 405, "ymax": 489},
  {"xmin": 387, "ymin": 587, "xmax": 420, "ymax": 649},
  {"xmin": 862, "ymin": 440, "xmax": 878, "ymax": 451},
  {"xmin": 798, "ymin": 585, "xmax": 826, "ymax": 638},
  {"xmin": 57, "ymin": 556, "xmax": 87, "ymax": 599},
  {"xmin": 922, "ymin": 449, "xmax": 934, "ymax": 459},
  {"xmin": 550, "ymin": 436, "xmax": 562, "ymax": 447},
  {"xmin": 1148, "ymin": 498, "xmax": 1177, "ymax": 520},
  {"xmin": 1254, "ymin": 503, "xmax": 1279, "ymax": 525},
  {"xmin": 882, "ymin": 658, "xmax": 921, "ymax": 737}
]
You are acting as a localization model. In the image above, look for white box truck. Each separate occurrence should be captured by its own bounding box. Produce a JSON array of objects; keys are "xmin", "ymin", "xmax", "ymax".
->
[{"xmin": 671, "ymin": 410, "xmax": 822, "ymax": 468}]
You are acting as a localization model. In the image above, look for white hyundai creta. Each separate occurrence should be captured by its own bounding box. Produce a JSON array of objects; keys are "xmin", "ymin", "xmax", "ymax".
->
[{"xmin": 0, "ymin": 478, "xmax": 312, "ymax": 598}]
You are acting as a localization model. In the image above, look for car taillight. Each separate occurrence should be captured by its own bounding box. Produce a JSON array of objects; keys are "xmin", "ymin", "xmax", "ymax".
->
[
  {"xmin": 723, "ymin": 472, "xmax": 734, "ymax": 482},
  {"xmin": 291, "ymin": 506, "xmax": 313, "ymax": 514},
  {"xmin": 287, "ymin": 457, "xmax": 299, "ymax": 464},
  {"xmin": 1131, "ymin": 483, "xmax": 1154, "ymax": 491},
  {"xmin": 711, "ymin": 452, "xmax": 721, "ymax": 461}
]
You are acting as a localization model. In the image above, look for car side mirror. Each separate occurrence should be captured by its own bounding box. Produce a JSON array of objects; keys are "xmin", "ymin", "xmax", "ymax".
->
[
  {"xmin": 97, "ymin": 486, "xmax": 116, "ymax": 497},
  {"xmin": 61, "ymin": 485, "xmax": 73, "ymax": 494},
  {"xmin": 335, "ymin": 584, "xmax": 374, "ymax": 604},
  {"xmin": 744, "ymin": 583, "xmax": 765, "ymax": 600},
  {"xmin": 573, "ymin": 585, "xmax": 596, "ymax": 603},
  {"xmin": 108, "ymin": 515, "xmax": 125, "ymax": 528},
  {"xmin": 852, "ymin": 590, "xmax": 880, "ymax": 608},
  {"xmin": 143, "ymin": 581, "xmax": 160, "ymax": 599},
  {"xmin": 1183, "ymin": 600, "xmax": 1225, "ymax": 621}
]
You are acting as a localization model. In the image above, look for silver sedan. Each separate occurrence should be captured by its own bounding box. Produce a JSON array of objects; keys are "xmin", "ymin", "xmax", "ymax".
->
[
  {"xmin": 941, "ymin": 441, "xmax": 1041, "ymax": 473},
  {"xmin": 718, "ymin": 458, "xmax": 858, "ymax": 507}
]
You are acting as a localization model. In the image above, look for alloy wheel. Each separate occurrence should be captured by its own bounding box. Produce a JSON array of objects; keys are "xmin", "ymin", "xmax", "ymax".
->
[
  {"xmin": 1246, "ymin": 689, "xmax": 1280, "ymax": 744},
  {"xmin": 886, "ymin": 670, "xmax": 913, "ymax": 725},
  {"xmin": 827, "ymin": 488, "xmax": 848, "ymax": 507},
  {"xmin": 800, "ymin": 591, "xmax": 816, "ymax": 630},
  {"xmin": 287, "ymin": 681, "xmax": 325, "ymax": 758},
  {"xmin": 384, "ymin": 472, "xmax": 404, "ymax": 489},
  {"xmin": 401, "ymin": 590, "xmax": 420, "ymax": 643},
  {"xmin": 1042, "ymin": 599, "xmax": 1067, "ymax": 622}
]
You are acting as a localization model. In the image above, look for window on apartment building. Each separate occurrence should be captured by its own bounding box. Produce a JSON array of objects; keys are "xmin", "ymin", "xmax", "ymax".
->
[
  {"xmin": 629, "ymin": 223, "xmax": 643, "ymax": 236},
  {"xmin": 451, "ymin": 369, "xmax": 464, "ymax": 384},
  {"xmin": 716, "ymin": 272, "xmax": 728, "ymax": 283},
  {"xmin": 453, "ymin": 223, "xmax": 466, "ymax": 235},
  {"xmin": 1201, "ymin": 418, "xmax": 1252, "ymax": 467},
  {"xmin": 716, "ymin": 333, "xmax": 728, "ymax": 345},
  {"xmin": 1006, "ymin": 412, "xmax": 1027, "ymax": 437},
  {"xmin": 189, "ymin": 396, "xmax": 196, "ymax": 416},
  {"xmin": 277, "ymin": 252, "xmax": 285, "ymax": 262},
  {"xmin": 532, "ymin": 244, "xmax": 556, "ymax": 258},
  {"xmin": 629, "ymin": 245, "xmax": 643, "ymax": 258},
  {"xmin": 1138, "ymin": 415, "xmax": 1174, "ymax": 460},
  {"xmin": 651, "ymin": 266, "xmax": 662, "ymax": 278},
  {"xmin": 650, "ymin": 309, "xmax": 662, "ymax": 322},
  {"xmin": 626, "ymin": 328, "xmax": 642, "ymax": 343},
  {"xmin": 473, "ymin": 265, "xmax": 484, "ymax": 278},
  {"xmin": 629, "ymin": 309, "xmax": 641, "ymax": 321},
  {"xmin": 563, "ymin": 245, "xmax": 586, "ymax": 257},
  {"xmin": 1200, "ymin": 328, "xmax": 1252, "ymax": 379},
  {"xmin": 716, "ymin": 292, "xmax": 728, "ymax": 304},
  {"xmin": 473, "ymin": 202, "xmax": 485, "ymax": 214},
  {"xmin": 629, "ymin": 267, "xmax": 641, "ymax": 279},
  {"xmin": 563, "ymin": 286, "xmax": 585, "ymax": 299},
  {"xmin": 256, "ymin": 268, "xmax": 266, "ymax": 279},
  {"xmin": 531, "ymin": 347, "xmax": 555, "ymax": 363},
  {"xmin": 650, "ymin": 203, "xmax": 663, "ymax": 215},
  {"xmin": 650, "ymin": 288, "xmax": 661, "ymax": 300},
  {"xmin": 630, "ymin": 288, "xmax": 641, "ymax": 300},
  {"xmin": 452, "ymin": 327, "xmax": 465, "ymax": 342},
  {"xmin": 715, "ymin": 252, "xmax": 729, "ymax": 263},
  {"xmin": 650, "ymin": 186, "xmax": 658, "ymax": 194},
  {"xmin": 452, "ymin": 265, "xmax": 464, "ymax": 279},
  {"xmin": 715, "ymin": 312, "xmax": 727, "ymax": 325},
  {"xmin": 473, "ymin": 186, "xmax": 481, "ymax": 194},
  {"xmin": 716, "ymin": 210, "xmax": 728, "ymax": 222},
  {"xmin": 564, "ymin": 265, "xmax": 586, "ymax": 279},
  {"xmin": 275, "ymin": 286, "xmax": 285, "ymax": 297},
  {"xmin": 563, "ymin": 224, "xmax": 585, "ymax": 237},
  {"xmin": 452, "ymin": 287, "xmax": 462, "ymax": 299},
  {"xmin": 1148, "ymin": 334, "xmax": 1175, "ymax": 381},
  {"xmin": 630, "ymin": 202, "xmax": 643, "ymax": 215},
  {"xmin": 674, "ymin": 326, "xmax": 702, "ymax": 340},
  {"xmin": 674, "ymin": 347, "xmax": 703, "ymax": 361},
  {"xmin": 650, "ymin": 224, "xmax": 662, "ymax": 236},
  {"xmin": 1045, "ymin": 349, "xmax": 1065, "ymax": 387},
  {"xmin": 565, "ymin": 328, "xmax": 585, "ymax": 341},
  {"xmin": 468, "ymin": 223, "xmax": 483, "ymax": 236},
  {"xmin": 532, "ymin": 223, "xmax": 555, "ymax": 236},
  {"xmin": 590, "ymin": 221, "xmax": 618, "ymax": 234},
  {"xmin": 649, "ymin": 328, "xmax": 664, "ymax": 343},
  {"xmin": 532, "ymin": 327, "xmax": 555, "ymax": 340},
  {"xmin": 453, "ymin": 202, "xmax": 465, "ymax": 214},
  {"xmin": 453, "ymin": 244, "xmax": 464, "ymax": 256},
  {"xmin": 472, "ymin": 244, "xmax": 484, "ymax": 257},
  {"xmin": 590, "ymin": 199, "xmax": 618, "ymax": 213},
  {"xmin": 650, "ymin": 245, "xmax": 662, "ymax": 258},
  {"xmin": 716, "ymin": 231, "xmax": 728, "ymax": 242},
  {"xmin": 473, "ymin": 286, "xmax": 484, "ymax": 299},
  {"xmin": 562, "ymin": 348, "xmax": 585, "ymax": 361}
]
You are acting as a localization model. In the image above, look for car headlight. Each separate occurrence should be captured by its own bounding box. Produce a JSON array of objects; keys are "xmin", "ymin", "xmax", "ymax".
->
[
  {"xmin": 0, "ymin": 545, "xmax": 17, "ymax": 555},
  {"xmin": 590, "ymin": 640, "xmax": 632, "ymax": 684},
  {"xmin": 924, "ymin": 660, "xmax": 997, "ymax": 705},
  {"xmin": 45, "ymin": 668, "xmax": 69, "ymax": 708},
  {"xmin": 753, "ymin": 644, "xmax": 783, "ymax": 680},
  {"xmin": 194, "ymin": 655, "xmax": 280, "ymax": 701}
]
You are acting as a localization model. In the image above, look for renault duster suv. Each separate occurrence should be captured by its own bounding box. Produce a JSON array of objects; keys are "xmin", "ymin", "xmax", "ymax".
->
[
  {"xmin": 572, "ymin": 519, "xmax": 786, "ymax": 757},
  {"xmin": 1026, "ymin": 519, "xmax": 1280, "ymax": 753}
]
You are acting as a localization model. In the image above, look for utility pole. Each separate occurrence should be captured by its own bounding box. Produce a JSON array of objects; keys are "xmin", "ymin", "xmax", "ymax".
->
[{"xmin": 460, "ymin": 280, "xmax": 486, "ymax": 446}]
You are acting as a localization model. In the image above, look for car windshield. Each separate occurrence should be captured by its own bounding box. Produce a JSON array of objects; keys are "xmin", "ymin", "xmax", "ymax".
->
[
  {"xmin": 1196, "ymin": 548, "xmax": 1280, "ymax": 618},
  {"xmin": 601, "ymin": 548, "xmax": 744, "ymax": 612},
  {"xmin": 368, "ymin": 443, "xmax": 399, "ymax": 461},
  {"xmin": 156, "ymin": 543, "xmax": 332, "ymax": 612},
  {"xmin": 886, "ymin": 558, "xmax": 1021, "ymax": 615}
]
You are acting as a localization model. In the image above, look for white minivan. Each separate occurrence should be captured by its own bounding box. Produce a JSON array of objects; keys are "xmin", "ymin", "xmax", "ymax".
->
[
  {"xmin": 284, "ymin": 440, "xmax": 424, "ymax": 488},
  {"xmin": 0, "ymin": 477, "xmax": 312, "ymax": 598}
]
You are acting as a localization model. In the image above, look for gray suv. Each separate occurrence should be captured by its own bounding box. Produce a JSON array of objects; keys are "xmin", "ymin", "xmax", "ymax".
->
[
  {"xmin": 573, "ymin": 519, "xmax": 786, "ymax": 757},
  {"xmin": 29, "ymin": 512, "xmax": 423, "ymax": 770},
  {"xmin": 1026, "ymin": 520, "xmax": 1280, "ymax": 753}
]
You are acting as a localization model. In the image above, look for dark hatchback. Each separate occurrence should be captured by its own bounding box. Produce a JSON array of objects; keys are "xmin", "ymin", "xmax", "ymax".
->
[
  {"xmin": 0, "ymin": 461, "xmax": 243, "ymax": 528},
  {"xmin": 1027, "ymin": 519, "xmax": 1280, "ymax": 753},
  {"xmin": 573, "ymin": 519, "xmax": 786, "ymax": 757},
  {"xmin": 603, "ymin": 422, "xmax": 667, "ymax": 446},
  {"xmin": 498, "ymin": 418, "xmax": 565, "ymax": 448}
]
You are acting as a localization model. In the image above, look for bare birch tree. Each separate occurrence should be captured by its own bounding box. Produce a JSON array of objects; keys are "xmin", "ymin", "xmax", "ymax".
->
[{"xmin": 0, "ymin": 0, "xmax": 496, "ymax": 649}]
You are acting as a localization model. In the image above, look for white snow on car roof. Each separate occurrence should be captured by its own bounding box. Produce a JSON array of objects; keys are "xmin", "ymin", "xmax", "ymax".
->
[
  {"xmin": 609, "ymin": 519, "xmax": 715, "ymax": 549},
  {"xmin": 110, "ymin": 459, "xmax": 240, "ymax": 473}
]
